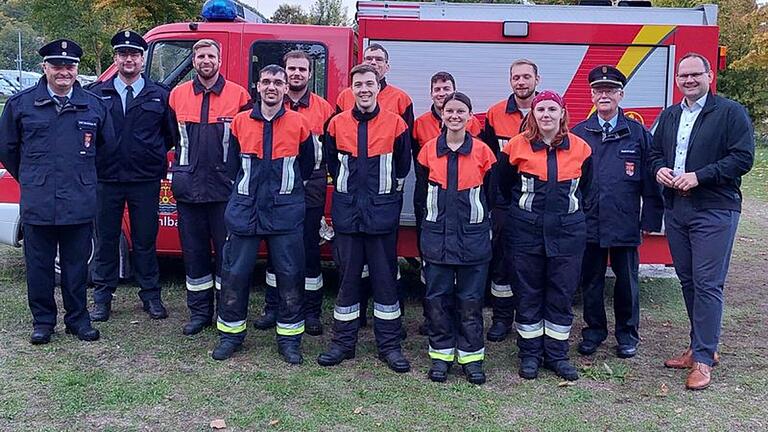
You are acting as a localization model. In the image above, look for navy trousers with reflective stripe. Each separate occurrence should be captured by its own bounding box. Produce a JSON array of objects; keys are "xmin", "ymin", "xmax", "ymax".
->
[
  {"xmin": 424, "ymin": 261, "xmax": 487, "ymax": 362},
  {"xmin": 219, "ymin": 232, "xmax": 305, "ymax": 344},
  {"xmin": 23, "ymin": 223, "xmax": 93, "ymax": 331},
  {"xmin": 580, "ymin": 244, "xmax": 640, "ymax": 347},
  {"xmin": 331, "ymin": 232, "xmax": 402, "ymax": 354},
  {"xmin": 665, "ymin": 197, "xmax": 739, "ymax": 366},
  {"xmin": 263, "ymin": 205, "xmax": 325, "ymax": 319},
  {"xmin": 490, "ymin": 206, "xmax": 516, "ymax": 323},
  {"xmin": 92, "ymin": 180, "xmax": 162, "ymax": 304},
  {"xmin": 513, "ymin": 248, "xmax": 584, "ymax": 362},
  {"xmin": 177, "ymin": 201, "xmax": 227, "ymax": 322}
]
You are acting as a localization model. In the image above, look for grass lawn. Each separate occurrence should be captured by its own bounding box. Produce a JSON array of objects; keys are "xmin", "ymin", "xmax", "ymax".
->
[{"xmin": 0, "ymin": 139, "xmax": 766, "ymax": 431}]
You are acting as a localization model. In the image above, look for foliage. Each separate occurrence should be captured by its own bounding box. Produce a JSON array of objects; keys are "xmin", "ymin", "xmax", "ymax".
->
[
  {"xmin": 0, "ymin": 1, "xmax": 44, "ymax": 71},
  {"xmin": 95, "ymin": 0, "xmax": 202, "ymax": 32},
  {"xmin": 309, "ymin": 0, "xmax": 349, "ymax": 26},
  {"xmin": 271, "ymin": 4, "xmax": 310, "ymax": 24}
]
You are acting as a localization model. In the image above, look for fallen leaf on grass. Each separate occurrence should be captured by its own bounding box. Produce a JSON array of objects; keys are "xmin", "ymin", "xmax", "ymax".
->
[
  {"xmin": 354, "ymin": 406, "xmax": 363, "ymax": 414},
  {"xmin": 375, "ymin": 422, "xmax": 382, "ymax": 427},
  {"xmin": 657, "ymin": 383, "xmax": 669, "ymax": 397},
  {"xmin": 130, "ymin": 320, "xmax": 139, "ymax": 324},
  {"xmin": 603, "ymin": 363, "xmax": 613, "ymax": 375},
  {"xmin": 675, "ymin": 408, "xmax": 683, "ymax": 414},
  {"xmin": 269, "ymin": 419, "xmax": 280, "ymax": 426},
  {"xmin": 558, "ymin": 381, "xmax": 575, "ymax": 387},
  {"xmin": 210, "ymin": 419, "xmax": 226, "ymax": 429}
]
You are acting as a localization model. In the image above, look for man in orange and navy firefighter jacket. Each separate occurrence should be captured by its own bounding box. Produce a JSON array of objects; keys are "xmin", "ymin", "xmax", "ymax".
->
[
  {"xmin": 212, "ymin": 64, "xmax": 315, "ymax": 363},
  {"xmin": 168, "ymin": 39, "xmax": 251, "ymax": 337},
  {"xmin": 256, "ymin": 50, "xmax": 336, "ymax": 337},
  {"xmin": 417, "ymin": 92, "xmax": 495, "ymax": 386},
  {"xmin": 498, "ymin": 90, "xmax": 593, "ymax": 382},
  {"xmin": 335, "ymin": 43, "xmax": 414, "ymax": 130},
  {"xmin": 481, "ymin": 58, "xmax": 541, "ymax": 344},
  {"xmin": 318, "ymin": 64, "xmax": 412, "ymax": 373}
]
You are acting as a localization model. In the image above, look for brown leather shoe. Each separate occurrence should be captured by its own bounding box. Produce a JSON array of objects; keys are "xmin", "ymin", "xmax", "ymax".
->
[
  {"xmin": 686, "ymin": 362, "xmax": 712, "ymax": 390},
  {"xmin": 664, "ymin": 348, "xmax": 720, "ymax": 369}
]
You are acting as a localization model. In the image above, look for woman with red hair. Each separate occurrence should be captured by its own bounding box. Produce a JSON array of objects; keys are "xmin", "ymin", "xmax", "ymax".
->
[{"xmin": 498, "ymin": 91, "xmax": 593, "ymax": 381}]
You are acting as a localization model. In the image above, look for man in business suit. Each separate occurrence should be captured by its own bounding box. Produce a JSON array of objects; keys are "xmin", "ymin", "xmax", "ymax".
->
[{"xmin": 649, "ymin": 52, "xmax": 754, "ymax": 390}]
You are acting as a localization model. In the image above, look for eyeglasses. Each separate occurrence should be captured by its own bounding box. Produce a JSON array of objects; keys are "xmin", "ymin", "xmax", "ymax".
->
[
  {"xmin": 259, "ymin": 79, "xmax": 286, "ymax": 87},
  {"xmin": 676, "ymin": 71, "xmax": 708, "ymax": 79},
  {"xmin": 117, "ymin": 51, "xmax": 143, "ymax": 59},
  {"xmin": 591, "ymin": 88, "xmax": 621, "ymax": 95}
]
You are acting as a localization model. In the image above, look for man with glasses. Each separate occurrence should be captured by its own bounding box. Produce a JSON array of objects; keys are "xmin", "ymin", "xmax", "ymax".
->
[
  {"xmin": 88, "ymin": 31, "xmax": 176, "ymax": 322},
  {"xmin": 650, "ymin": 52, "xmax": 754, "ymax": 390},
  {"xmin": 571, "ymin": 65, "xmax": 663, "ymax": 359}
]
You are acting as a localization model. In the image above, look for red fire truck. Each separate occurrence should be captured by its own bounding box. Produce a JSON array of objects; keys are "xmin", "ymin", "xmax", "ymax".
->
[{"xmin": 0, "ymin": 0, "xmax": 725, "ymax": 276}]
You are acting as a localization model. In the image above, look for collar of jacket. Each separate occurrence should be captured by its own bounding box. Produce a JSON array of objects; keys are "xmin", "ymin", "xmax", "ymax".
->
[
  {"xmin": 505, "ymin": 91, "xmax": 537, "ymax": 114},
  {"xmin": 250, "ymin": 102, "xmax": 286, "ymax": 122},
  {"xmin": 430, "ymin": 104, "xmax": 442, "ymax": 123},
  {"xmin": 33, "ymin": 76, "xmax": 88, "ymax": 107},
  {"xmin": 285, "ymin": 88, "xmax": 311, "ymax": 110},
  {"xmin": 193, "ymin": 74, "xmax": 225, "ymax": 95},
  {"xmin": 531, "ymin": 134, "xmax": 570, "ymax": 152},
  {"xmin": 379, "ymin": 77, "xmax": 388, "ymax": 91},
  {"xmin": 101, "ymin": 73, "xmax": 158, "ymax": 96},
  {"xmin": 352, "ymin": 104, "xmax": 381, "ymax": 122},
  {"xmin": 436, "ymin": 130, "xmax": 473, "ymax": 156},
  {"xmin": 583, "ymin": 108, "xmax": 631, "ymax": 137}
]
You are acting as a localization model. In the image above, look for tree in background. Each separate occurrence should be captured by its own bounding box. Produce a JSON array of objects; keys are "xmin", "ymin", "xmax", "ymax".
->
[
  {"xmin": 309, "ymin": 0, "xmax": 348, "ymax": 26},
  {"xmin": 272, "ymin": 4, "xmax": 310, "ymax": 24},
  {"xmin": 95, "ymin": 0, "xmax": 202, "ymax": 31},
  {"xmin": 0, "ymin": 1, "xmax": 44, "ymax": 71}
]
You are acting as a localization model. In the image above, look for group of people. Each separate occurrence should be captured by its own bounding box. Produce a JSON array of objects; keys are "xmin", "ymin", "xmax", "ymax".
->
[{"xmin": 0, "ymin": 31, "xmax": 754, "ymax": 391}]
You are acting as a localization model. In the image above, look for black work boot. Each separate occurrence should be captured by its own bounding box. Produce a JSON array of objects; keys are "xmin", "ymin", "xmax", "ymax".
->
[
  {"xmin": 462, "ymin": 361, "xmax": 486, "ymax": 385},
  {"xmin": 277, "ymin": 337, "xmax": 304, "ymax": 365},
  {"xmin": 142, "ymin": 298, "xmax": 169, "ymax": 320},
  {"xmin": 379, "ymin": 350, "xmax": 411, "ymax": 373},
  {"xmin": 90, "ymin": 302, "xmax": 111, "ymax": 322},
  {"xmin": 519, "ymin": 357, "xmax": 540, "ymax": 380},
  {"xmin": 486, "ymin": 321, "xmax": 511, "ymax": 342},
  {"xmin": 544, "ymin": 360, "xmax": 579, "ymax": 381},
  {"xmin": 253, "ymin": 310, "xmax": 277, "ymax": 330},
  {"xmin": 212, "ymin": 340, "xmax": 242, "ymax": 361},
  {"xmin": 30, "ymin": 327, "xmax": 53, "ymax": 345},
  {"xmin": 65, "ymin": 325, "xmax": 100, "ymax": 342},
  {"xmin": 317, "ymin": 346, "xmax": 355, "ymax": 367},
  {"xmin": 305, "ymin": 317, "xmax": 323, "ymax": 336},
  {"xmin": 428, "ymin": 359, "xmax": 451, "ymax": 383},
  {"xmin": 183, "ymin": 319, "xmax": 212, "ymax": 336}
]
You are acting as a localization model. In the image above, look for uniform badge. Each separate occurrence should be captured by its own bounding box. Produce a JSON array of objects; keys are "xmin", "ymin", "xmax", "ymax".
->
[
  {"xmin": 84, "ymin": 132, "xmax": 93, "ymax": 148},
  {"xmin": 625, "ymin": 161, "xmax": 635, "ymax": 177}
]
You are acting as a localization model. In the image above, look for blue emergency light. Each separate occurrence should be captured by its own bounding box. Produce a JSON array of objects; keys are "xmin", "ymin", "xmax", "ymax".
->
[{"xmin": 201, "ymin": 0, "xmax": 238, "ymax": 22}]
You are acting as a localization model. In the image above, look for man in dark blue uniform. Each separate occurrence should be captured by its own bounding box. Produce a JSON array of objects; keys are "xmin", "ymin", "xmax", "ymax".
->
[
  {"xmin": 88, "ymin": 31, "xmax": 175, "ymax": 322},
  {"xmin": 0, "ymin": 39, "xmax": 115, "ymax": 344},
  {"xmin": 650, "ymin": 53, "xmax": 753, "ymax": 390},
  {"xmin": 571, "ymin": 65, "xmax": 664, "ymax": 359}
]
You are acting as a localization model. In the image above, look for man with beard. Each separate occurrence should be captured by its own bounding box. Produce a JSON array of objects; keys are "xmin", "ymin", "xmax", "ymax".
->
[
  {"xmin": 254, "ymin": 50, "xmax": 334, "ymax": 336},
  {"xmin": 168, "ymin": 39, "xmax": 251, "ymax": 336},
  {"xmin": 650, "ymin": 53, "xmax": 754, "ymax": 390},
  {"xmin": 411, "ymin": 71, "xmax": 482, "ymax": 334},
  {"xmin": 318, "ymin": 64, "xmax": 411, "ymax": 373},
  {"xmin": 212, "ymin": 65, "xmax": 315, "ymax": 363},
  {"xmin": 0, "ymin": 39, "xmax": 115, "ymax": 344},
  {"xmin": 88, "ymin": 31, "xmax": 175, "ymax": 322},
  {"xmin": 571, "ymin": 65, "xmax": 664, "ymax": 359},
  {"xmin": 482, "ymin": 59, "xmax": 540, "ymax": 343}
]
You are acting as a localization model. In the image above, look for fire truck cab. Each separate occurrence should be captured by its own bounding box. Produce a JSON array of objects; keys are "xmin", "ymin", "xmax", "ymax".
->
[{"xmin": 0, "ymin": 0, "xmax": 725, "ymax": 274}]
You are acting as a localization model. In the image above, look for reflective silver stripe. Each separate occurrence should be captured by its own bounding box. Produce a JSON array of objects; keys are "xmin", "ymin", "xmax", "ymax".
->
[
  {"xmin": 221, "ymin": 122, "xmax": 231, "ymax": 163},
  {"xmin": 277, "ymin": 320, "xmax": 305, "ymax": 330},
  {"xmin": 425, "ymin": 184, "xmax": 439, "ymax": 222},
  {"xmin": 237, "ymin": 155, "xmax": 252, "ymax": 195},
  {"xmin": 490, "ymin": 282, "xmax": 513, "ymax": 298},
  {"xmin": 457, "ymin": 348, "xmax": 485, "ymax": 364},
  {"xmin": 429, "ymin": 346, "xmax": 455, "ymax": 359},
  {"xmin": 361, "ymin": 264, "xmax": 369, "ymax": 278},
  {"xmin": 215, "ymin": 275, "xmax": 222, "ymax": 291},
  {"xmin": 279, "ymin": 156, "xmax": 296, "ymax": 194},
  {"xmin": 469, "ymin": 186, "xmax": 484, "ymax": 224},
  {"xmin": 373, "ymin": 302, "xmax": 401, "ymax": 320},
  {"xmin": 217, "ymin": 317, "xmax": 246, "ymax": 329},
  {"xmin": 186, "ymin": 274, "xmax": 213, "ymax": 291},
  {"xmin": 396, "ymin": 177, "xmax": 405, "ymax": 192},
  {"xmin": 515, "ymin": 320, "xmax": 544, "ymax": 339},
  {"xmin": 312, "ymin": 134, "xmax": 322, "ymax": 170},
  {"xmin": 334, "ymin": 303, "xmax": 360, "ymax": 321},
  {"xmin": 337, "ymin": 154, "xmax": 349, "ymax": 193},
  {"xmin": 497, "ymin": 138, "xmax": 509, "ymax": 153},
  {"xmin": 305, "ymin": 275, "xmax": 324, "ymax": 291},
  {"xmin": 378, "ymin": 152, "xmax": 393, "ymax": 194},
  {"xmin": 568, "ymin": 178, "xmax": 580, "ymax": 213},
  {"xmin": 518, "ymin": 175, "xmax": 535, "ymax": 212},
  {"xmin": 177, "ymin": 122, "xmax": 190, "ymax": 166},
  {"xmin": 265, "ymin": 269, "xmax": 277, "ymax": 288},
  {"xmin": 544, "ymin": 320, "xmax": 572, "ymax": 341}
]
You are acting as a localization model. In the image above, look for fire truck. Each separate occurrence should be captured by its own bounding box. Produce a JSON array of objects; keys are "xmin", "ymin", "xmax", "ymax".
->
[{"xmin": 0, "ymin": 0, "xmax": 725, "ymax": 277}]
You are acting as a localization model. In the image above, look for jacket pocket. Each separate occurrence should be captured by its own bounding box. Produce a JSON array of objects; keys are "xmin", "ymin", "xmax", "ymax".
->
[
  {"xmin": 269, "ymin": 193, "xmax": 305, "ymax": 232},
  {"xmin": 420, "ymin": 221, "xmax": 445, "ymax": 263},
  {"xmin": 225, "ymin": 193, "xmax": 257, "ymax": 235},
  {"xmin": 330, "ymin": 192, "xmax": 357, "ymax": 232},
  {"xmin": 460, "ymin": 222, "xmax": 492, "ymax": 263},
  {"xmin": 557, "ymin": 211, "xmax": 587, "ymax": 255},
  {"xmin": 21, "ymin": 120, "xmax": 50, "ymax": 156},
  {"xmin": 508, "ymin": 209, "xmax": 541, "ymax": 247},
  {"xmin": 370, "ymin": 193, "xmax": 402, "ymax": 230}
]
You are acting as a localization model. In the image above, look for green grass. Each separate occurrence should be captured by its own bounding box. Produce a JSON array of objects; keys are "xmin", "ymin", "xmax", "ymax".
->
[{"xmin": 742, "ymin": 147, "xmax": 768, "ymax": 201}]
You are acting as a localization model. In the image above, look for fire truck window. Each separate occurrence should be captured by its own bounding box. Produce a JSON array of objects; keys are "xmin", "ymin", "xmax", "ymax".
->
[
  {"xmin": 250, "ymin": 41, "xmax": 328, "ymax": 98},
  {"xmin": 148, "ymin": 40, "xmax": 196, "ymax": 88}
]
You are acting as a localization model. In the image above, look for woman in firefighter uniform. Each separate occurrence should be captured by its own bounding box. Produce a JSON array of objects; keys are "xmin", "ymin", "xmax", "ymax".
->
[
  {"xmin": 498, "ymin": 91, "xmax": 593, "ymax": 381},
  {"xmin": 417, "ymin": 92, "xmax": 495, "ymax": 385}
]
